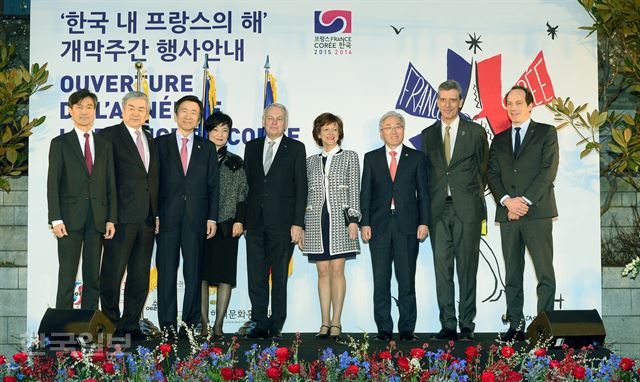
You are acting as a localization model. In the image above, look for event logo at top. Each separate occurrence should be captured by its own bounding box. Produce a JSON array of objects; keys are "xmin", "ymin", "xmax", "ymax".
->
[{"xmin": 313, "ymin": 10, "xmax": 352, "ymax": 56}]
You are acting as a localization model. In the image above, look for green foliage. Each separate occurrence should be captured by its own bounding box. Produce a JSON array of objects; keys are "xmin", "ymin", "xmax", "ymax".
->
[{"xmin": 0, "ymin": 39, "xmax": 51, "ymax": 192}]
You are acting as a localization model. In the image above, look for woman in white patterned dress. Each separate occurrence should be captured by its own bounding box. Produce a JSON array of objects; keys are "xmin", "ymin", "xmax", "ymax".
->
[{"xmin": 300, "ymin": 112, "xmax": 361, "ymax": 340}]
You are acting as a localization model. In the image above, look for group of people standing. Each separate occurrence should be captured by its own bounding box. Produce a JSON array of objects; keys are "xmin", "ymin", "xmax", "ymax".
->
[{"xmin": 47, "ymin": 78, "xmax": 558, "ymax": 343}]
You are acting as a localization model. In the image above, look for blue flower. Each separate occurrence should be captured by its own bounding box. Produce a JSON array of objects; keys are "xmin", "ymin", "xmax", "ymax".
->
[{"xmin": 321, "ymin": 347, "xmax": 334, "ymax": 361}]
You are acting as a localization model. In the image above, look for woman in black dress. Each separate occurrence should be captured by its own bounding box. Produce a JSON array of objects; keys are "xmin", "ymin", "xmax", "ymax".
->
[{"xmin": 200, "ymin": 111, "xmax": 247, "ymax": 339}]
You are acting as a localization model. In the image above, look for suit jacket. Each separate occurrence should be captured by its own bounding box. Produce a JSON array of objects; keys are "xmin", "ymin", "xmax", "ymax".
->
[
  {"xmin": 47, "ymin": 130, "xmax": 117, "ymax": 232},
  {"xmin": 155, "ymin": 132, "xmax": 219, "ymax": 233},
  {"xmin": 303, "ymin": 149, "xmax": 361, "ymax": 255},
  {"xmin": 360, "ymin": 144, "xmax": 430, "ymax": 234},
  {"xmin": 421, "ymin": 118, "xmax": 488, "ymax": 224},
  {"xmin": 244, "ymin": 135, "xmax": 307, "ymax": 231},
  {"xmin": 98, "ymin": 122, "xmax": 159, "ymax": 224},
  {"xmin": 487, "ymin": 120, "xmax": 559, "ymax": 223}
]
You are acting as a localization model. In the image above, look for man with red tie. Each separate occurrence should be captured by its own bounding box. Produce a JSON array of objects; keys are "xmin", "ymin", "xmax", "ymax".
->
[
  {"xmin": 47, "ymin": 89, "xmax": 117, "ymax": 310},
  {"xmin": 360, "ymin": 111, "xmax": 430, "ymax": 342},
  {"xmin": 154, "ymin": 95, "xmax": 218, "ymax": 337}
]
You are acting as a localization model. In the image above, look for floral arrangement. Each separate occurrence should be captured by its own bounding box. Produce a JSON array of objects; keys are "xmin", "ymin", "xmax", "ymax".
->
[{"xmin": 1, "ymin": 334, "xmax": 638, "ymax": 381}]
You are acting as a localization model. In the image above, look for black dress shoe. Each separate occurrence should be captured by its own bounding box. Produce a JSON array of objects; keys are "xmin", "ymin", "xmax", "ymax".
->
[
  {"xmin": 128, "ymin": 329, "xmax": 148, "ymax": 342},
  {"xmin": 499, "ymin": 328, "xmax": 525, "ymax": 342},
  {"xmin": 245, "ymin": 328, "xmax": 269, "ymax": 340},
  {"xmin": 399, "ymin": 332, "xmax": 419, "ymax": 341},
  {"xmin": 430, "ymin": 327, "xmax": 458, "ymax": 341},
  {"xmin": 329, "ymin": 325, "xmax": 342, "ymax": 340},
  {"xmin": 459, "ymin": 328, "xmax": 474, "ymax": 341},
  {"xmin": 374, "ymin": 332, "xmax": 392, "ymax": 341}
]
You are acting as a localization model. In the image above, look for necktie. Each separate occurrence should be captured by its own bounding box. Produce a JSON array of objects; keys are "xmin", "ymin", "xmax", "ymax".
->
[
  {"xmin": 513, "ymin": 127, "xmax": 521, "ymax": 158},
  {"xmin": 263, "ymin": 140, "xmax": 275, "ymax": 174},
  {"xmin": 180, "ymin": 137, "xmax": 189, "ymax": 175},
  {"xmin": 83, "ymin": 133, "xmax": 92, "ymax": 175},
  {"xmin": 444, "ymin": 125, "xmax": 451, "ymax": 164},
  {"xmin": 135, "ymin": 130, "xmax": 147, "ymax": 169},
  {"xmin": 389, "ymin": 151, "xmax": 398, "ymax": 181},
  {"xmin": 390, "ymin": 150, "xmax": 397, "ymax": 209}
]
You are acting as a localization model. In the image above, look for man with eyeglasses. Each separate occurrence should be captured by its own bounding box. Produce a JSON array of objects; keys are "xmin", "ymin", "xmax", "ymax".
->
[
  {"xmin": 421, "ymin": 80, "xmax": 488, "ymax": 342},
  {"xmin": 154, "ymin": 95, "xmax": 218, "ymax": 337},
  {"xmin": 360, "ymin": 110, "xmax": 430, "ymax": 342}
]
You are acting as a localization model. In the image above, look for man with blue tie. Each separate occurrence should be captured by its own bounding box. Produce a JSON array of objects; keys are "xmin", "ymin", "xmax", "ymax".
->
[
  {"xmin": 155, "ymin": 95, "xmax": 218, "ymax": 337},
  {"xmin": 487, "ymin": 85, "xmax": 559, "ymax": 342},
  {"xmin": 360, "ymin": 111, "xmax": 430, "ymax": 342},
  {"xmin": 47, "ymin": 89, "xmax": 117, "ymax": 310}
]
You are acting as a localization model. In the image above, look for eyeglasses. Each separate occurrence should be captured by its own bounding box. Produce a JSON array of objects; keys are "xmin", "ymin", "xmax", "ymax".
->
[{"xmin": 380, "ymin": 125, "xmax": 404, "ymax": 132}]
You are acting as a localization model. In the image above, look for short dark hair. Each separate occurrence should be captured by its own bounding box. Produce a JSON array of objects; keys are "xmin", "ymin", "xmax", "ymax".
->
[
  {"xmin": 506, "ymin": 85, "xmax": 534, "ymax": 106},
  {"xmin": 312, "ymin": 112, "xmax": 344, "ymax": 146},
  {"xmin": 68, "ymin": 89, "xmax": 97, "ymax": 108},
  {"xmin": 174, "ymin": 95, "xmax": 204, "ymax": 121},
  {"xmin": 438, "ymin": 80, "xmax": 463, "ymax": 99},
  {"xmin": 204, "ymin": 111, "xmax": 233, "ymax": 132}
]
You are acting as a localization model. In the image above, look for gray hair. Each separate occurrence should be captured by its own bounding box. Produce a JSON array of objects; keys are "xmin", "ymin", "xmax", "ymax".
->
[
  {"xmin": 262, "ymin": 103, "xmax": 289, "ymax": 127},
  {"xmin": 378, "ymin": 111, "xmax": 405, "ymax": 130},
  {"xmin": 438, "ymin": 80, "xmax": 463, "ymax": 99},
  {"xmin": 122, "ymin": 91, "xmax": 150, "ymax": 111}
]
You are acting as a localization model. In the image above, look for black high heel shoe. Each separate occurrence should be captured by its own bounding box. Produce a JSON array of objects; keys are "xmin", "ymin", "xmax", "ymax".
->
[
  {"xmin": 329, "ymin": 325, "xmax": 342, "ymax": 340},
  {"xmin": 315, "ymin": 324, "xmax": 330, "ymax": 339}
]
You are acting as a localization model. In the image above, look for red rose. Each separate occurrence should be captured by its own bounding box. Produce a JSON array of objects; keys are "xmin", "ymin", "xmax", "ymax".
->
[
  {"xmin": 211, "ymin": 347, "xmax": 223, "ymax": 355},
  {"xmin": 67, "ymin": 368, "xmax": 75, "ymax": 378},
  {"xmin": 533, "ymin": 348, "xmax": 546, "ymax": 357},
  {"xmin": 266, "ymin": 366, "xmax": 282, "ymax": 379},
  {"xmin": 465, "ymin": 346, "xmax": 479, "ymax": 359},
  {"xmin": 235, "ymin": 368, "xmax": 246, "ymax": 378},
  {"xmin": 410, "ymin": 348, "xmax": 426, "ymax": 359},
  {"xmin": 345, "ymin": 364, "xmax": 359, "ymax": 376},
  {"xmin": 91, "ymin": 350, "xmax": 106, "ymax": 362},
  {"xmin": 70, "ymin": 350, "xmax": 83, "ymax": 361},
  {"xmin": 102, "ymin": 362, "xmax": 115, "ymax": 374},
  {"xmin": 481, "ymin": 371, "xmax": 496, "ymax": 382},
  {"xmin": 501, "ymin": 346, "xmax": 515, "ymax": 358},
  {"xmin": 549, "ymin": 360, "xmax": 560, "ymax": 369},
  {"xmin": 0, "ymin": 355, "xmax": 6, "ymax": 365},
  {"xmin": 440, "ymin": 352, "xmax": 453, "ymax": 361},
  {"xmin": 275, "ymin": 347, "xmax": 290, "ymax": 361},
  {"xmin": 378, "ymin": 351, "xmax": 392, "ymax": 360},
  {"xmin": 288, "ymin": 364, "xmax": 301, "ymax": 374},
  {"xmin": 620, "ymin": 358, "xmax": 635, "ymax": 371},
  {"xmin": 397, "ymin": 356, "xmax": 410, "ymax": 371},
  {"xmin": 84, "ymin": 379, "xmax": 97, "ymax": 382},
  {"xmin": 220, "ymin": 367, "xmax": 234, "ymax": 380},
  {"xmin": 506, "ymin": 371, "xmax": 523, "ymax": 382},
  {"xmin": 12, "ymin": 352, "xmax": 28, "ymax": 364},
  {"xmin": 4, "ymin": 377, "xmax": 17, "ymax": 382},
  {"xmin": 572, "ymin": 365, "xmax": 586, "ymax": 380},
  {"xmin": 159, "ymin": 343, "xmax": 172, "ymax": 355}
]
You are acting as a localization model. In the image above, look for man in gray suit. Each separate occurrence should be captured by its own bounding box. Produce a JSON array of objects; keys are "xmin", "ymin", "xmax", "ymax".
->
[
  {"xmin": 47, "ymin": 89, "xmax": 117, "ymax": 310},
  {"xmin": 421, "ymin": 80, "xmax": 488, "ymax": 341},
  {"xmin": 487, "ymin": 85, "xmax": 559, "ymax": 342}
]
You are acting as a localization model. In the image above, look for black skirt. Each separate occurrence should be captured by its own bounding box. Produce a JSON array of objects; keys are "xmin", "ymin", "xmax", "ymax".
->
[
  {"xmin": 202, "ymin": 224, "xmax": 240, "ymax": 286},
  {"xmin": 308, "ymin": 202, "xmax": 356, "ymax": 262}
]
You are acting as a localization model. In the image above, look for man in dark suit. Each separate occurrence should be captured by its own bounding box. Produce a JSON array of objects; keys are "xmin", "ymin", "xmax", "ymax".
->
[
  {"xmin": 360, "ymin": 111, "xmax": 430, "ymax": 342},
  {"xmin": 421, "ymin": 80, "xmax": 488, "ymax": 342},
  {"xmin": 99, "ymin": 91, "xmax": 159, "ymax": 340},
  {"xmin": 487, "ymin": 85, "xmax": 559, "ymax": 342},
  {"xmin": 47, "ymin": 89, "xmax": 116, "ymax": 310},
  {"xmin": 155, "ymin": 95, "xmax": 218, "ymax": 335},
  {"xmin": 243, "ymin": 103, "xmax": 307, "ymax": 339}
]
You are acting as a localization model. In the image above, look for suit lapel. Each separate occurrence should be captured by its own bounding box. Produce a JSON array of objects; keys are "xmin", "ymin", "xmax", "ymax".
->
[
  {"xmin": 449, "ymin": 120, "xmax": 469, "ymax": 166},
  {"xmin": 117, "ymin": 123, "xmax": 147, "ymax": 171},
  {"xmin": 395, "ymin": 144, "xmax": 411, "ymax": 181},
  {"xmin": 430, "ymin": 122, "xmax": 447, "ymax": 166},
  {"xmin": 377, "ymin": 146, "xmax": 393, "ymax": 183},
  {"xmin": 268, "ymin": 135, "xmax": 288, "ymax": 176},
  {"xmin": 65, "ymin": 131, "xmax": 89, "ymax": 177},
  {"xmin": 517, "ymin": 120, "xmax": 537, "ymax": 158},
  {"xmin": 186, "ymin": 136, "xmax": 203, "ymax": 176},
  {"xmin": 168, "ymin": 132, "xmax": 187, "ymax": 177}
]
